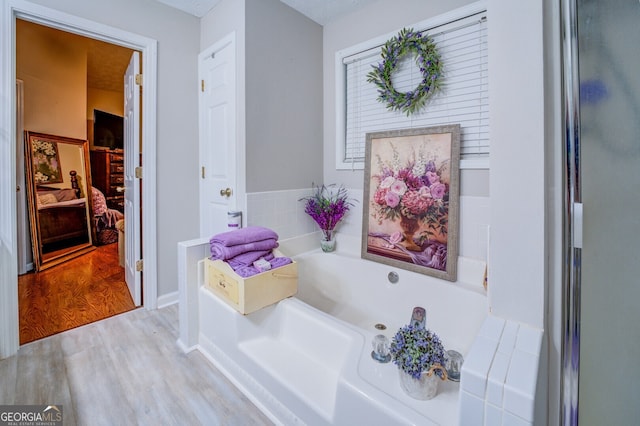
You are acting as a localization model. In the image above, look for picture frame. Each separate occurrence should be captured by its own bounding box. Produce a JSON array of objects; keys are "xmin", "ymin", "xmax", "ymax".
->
[
  {"xmin": 28, "ymin": 133, "xmax": 63, "ymax": 184},
  {"xmin": 24, "ymin": 131, "xmax": 96, "ymax": 271},
  {"xmin": 362, "ymin": 125, "xmax": 461, "ymax": 281}
]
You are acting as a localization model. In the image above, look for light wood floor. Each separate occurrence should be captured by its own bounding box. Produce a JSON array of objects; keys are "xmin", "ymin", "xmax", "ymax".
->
[
  {"xmin": 19, "ymin": 243, "xmax": 136, "ymax": 344},
  {"xmin": 0, "ymin": 305, "xmax": 272, "ymax": 425}
]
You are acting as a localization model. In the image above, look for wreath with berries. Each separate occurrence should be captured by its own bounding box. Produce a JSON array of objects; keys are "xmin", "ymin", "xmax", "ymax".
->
[{"xmin": 367, "ymin": 28, "xmax": 443, "ymax": 116}]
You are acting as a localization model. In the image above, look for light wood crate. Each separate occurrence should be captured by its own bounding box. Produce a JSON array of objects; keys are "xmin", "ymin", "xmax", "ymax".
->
[{"xmin": 203, "ymin": 251, "xmax": 298, "ymax": 315}]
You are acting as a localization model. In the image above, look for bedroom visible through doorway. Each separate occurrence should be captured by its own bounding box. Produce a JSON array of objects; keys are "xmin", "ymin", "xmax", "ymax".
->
[{"xmin": 16, "ymin": 19, "xmax": 142, "ymax": 341}]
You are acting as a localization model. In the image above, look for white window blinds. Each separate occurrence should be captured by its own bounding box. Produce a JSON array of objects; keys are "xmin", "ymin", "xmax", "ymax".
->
[{"xmin": 339, "ymin": 11, "xmax": 488, "ymax": 169}]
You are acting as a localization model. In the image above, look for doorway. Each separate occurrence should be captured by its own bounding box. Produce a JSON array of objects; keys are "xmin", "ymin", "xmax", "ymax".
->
[
  {"xmin": 1, "ymin": 1, "xmax": 159, "ymax": 358},
  {"xmin": 16, "ymin": 19, "xmax": 139, "ymax": 342}
]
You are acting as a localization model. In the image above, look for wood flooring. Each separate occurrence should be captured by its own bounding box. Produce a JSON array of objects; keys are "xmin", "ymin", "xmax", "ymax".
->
[
  {"xmin": 0, "ymin": 305, "xmax": 272, "ymax": 425},
  {"xmin": 18, "ymin": 243, "xmax": 136, "ymax": 344}
]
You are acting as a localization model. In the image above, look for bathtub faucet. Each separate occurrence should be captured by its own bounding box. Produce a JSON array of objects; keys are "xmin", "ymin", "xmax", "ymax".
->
[
  {"xmin": 410, "ymin": 306, "xmax": 426, "ymax": 329},
  {"xmin": 371, "ymin": 334, "xmax": 391, "ymax": 363}
]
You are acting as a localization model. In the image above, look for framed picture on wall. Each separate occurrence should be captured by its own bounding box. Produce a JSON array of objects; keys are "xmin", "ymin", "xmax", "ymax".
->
[
  {"xmin": 29, "ymin": 135, "xmax": 63, "ymax": 184},
  {"xmin": 361, "ymin": 125, "xmax": 461, "ymax": 281}
]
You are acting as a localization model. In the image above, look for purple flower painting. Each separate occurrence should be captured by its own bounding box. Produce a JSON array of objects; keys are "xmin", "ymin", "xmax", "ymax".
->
[{"xmin": 362, "ymin": 126, "xmax": 460, "ymax": 282}]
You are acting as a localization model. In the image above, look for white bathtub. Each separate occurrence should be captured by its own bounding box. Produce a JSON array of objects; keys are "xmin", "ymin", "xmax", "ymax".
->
[{"xmin": 178, "ymin": 234, "xmax": 488, "ymax": 425}]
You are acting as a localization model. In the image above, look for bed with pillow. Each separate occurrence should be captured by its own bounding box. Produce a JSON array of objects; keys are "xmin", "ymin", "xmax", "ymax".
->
[{"xmin": 36, "ymin": 187, "xmax": 90, "ymax": 248}]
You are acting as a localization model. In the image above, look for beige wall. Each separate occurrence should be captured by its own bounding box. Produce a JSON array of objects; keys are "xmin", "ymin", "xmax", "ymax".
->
[
  {"xmin": 87, "ymin": 88, "xmax": 124, "ymax": 149},
  {"xmin": 87, "ymin": 88, "xmax": 123, "ymax": 117},
  {"xmin": 17, "ymin": 20, "xmax": 87, "ymax": 140},
  {"xmin": 18, "ymin": 19, "xmax": 128, "ymax": 150}
]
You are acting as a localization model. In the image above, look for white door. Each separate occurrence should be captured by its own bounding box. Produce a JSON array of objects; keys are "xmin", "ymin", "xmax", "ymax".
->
[
  {"xmin": 124, "ymin": 51, "xmax": 141, "ymax": 306},
  {"xmin": 199, "ymin": 34, "xmax": 237, "ymax": 239}
]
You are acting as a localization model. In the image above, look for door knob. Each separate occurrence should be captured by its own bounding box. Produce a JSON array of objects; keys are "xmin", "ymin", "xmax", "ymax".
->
[{"xmin": 220, "ymin": 188, "xmax": 232, "ymax": 197}]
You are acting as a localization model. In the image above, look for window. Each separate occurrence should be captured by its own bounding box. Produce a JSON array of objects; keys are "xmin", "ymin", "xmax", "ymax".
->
[{"xmin": 336, "ymin": 6, "xmax": 488, "ymax": 170}]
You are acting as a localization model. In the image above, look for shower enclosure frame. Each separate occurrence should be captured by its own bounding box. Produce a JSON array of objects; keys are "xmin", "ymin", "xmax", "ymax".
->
[{"xmin": 560, "ymin": 0, "xmax": 581, "ymax": 424}]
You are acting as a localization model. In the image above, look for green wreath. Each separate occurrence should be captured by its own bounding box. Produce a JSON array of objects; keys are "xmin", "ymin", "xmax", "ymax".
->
[{"xmin": 367, "ymin": 28, "xmax": 443, "ymax": 116}]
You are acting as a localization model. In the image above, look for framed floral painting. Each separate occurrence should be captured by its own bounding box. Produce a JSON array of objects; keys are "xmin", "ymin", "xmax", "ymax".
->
[
  {"xmin": 362, "ymin": 125, "xmax": 460, "ymax": 281},
  {"xmin": 29, "ymin": 134, "xmax": 63, "ymax": 184}
]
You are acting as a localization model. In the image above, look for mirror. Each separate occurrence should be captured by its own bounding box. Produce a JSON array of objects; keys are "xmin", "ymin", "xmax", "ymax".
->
[{"xmin": 25, "ymin": 131, "xmax": 96, "ymax": 271}]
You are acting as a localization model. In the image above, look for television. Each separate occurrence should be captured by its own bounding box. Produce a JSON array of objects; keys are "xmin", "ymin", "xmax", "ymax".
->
[{"xmin": 93, "ymin": 109, "xmax": 123, "ymax": 150}]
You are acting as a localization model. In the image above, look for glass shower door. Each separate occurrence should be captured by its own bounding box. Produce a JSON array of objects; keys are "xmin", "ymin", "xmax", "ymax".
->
[{"xmin": 577, "ymin": 1, "xmax": 640, "ymax": 424}]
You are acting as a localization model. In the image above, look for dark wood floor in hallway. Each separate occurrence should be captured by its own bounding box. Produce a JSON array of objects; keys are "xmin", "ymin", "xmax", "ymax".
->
[{"xmin": 18, "ymin": 242, "xmax": 136, "ymax": 344}]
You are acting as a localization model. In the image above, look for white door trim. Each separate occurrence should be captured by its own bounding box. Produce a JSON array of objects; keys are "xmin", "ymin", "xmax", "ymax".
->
[{"xmin": 0, "ymin": 0, "xmax": 158, "ymax": 358}]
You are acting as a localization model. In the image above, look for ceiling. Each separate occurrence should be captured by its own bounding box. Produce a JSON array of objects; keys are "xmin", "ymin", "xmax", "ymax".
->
[
  {"xmin": 85, "ymin": 39, "xmax": 135, "ymax": 92},
  {"xmin": 154, "ymin": 0, "xmax": 377, "ymax": 25},
  {"xmin": 17, "ymin": 19, "xmax": 134, "ymax": 93}
]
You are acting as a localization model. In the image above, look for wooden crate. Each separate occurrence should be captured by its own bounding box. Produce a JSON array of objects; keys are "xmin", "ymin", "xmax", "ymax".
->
[{"xmin": 203, "ymin": 251, "xmax": 298, "ymax": 314}]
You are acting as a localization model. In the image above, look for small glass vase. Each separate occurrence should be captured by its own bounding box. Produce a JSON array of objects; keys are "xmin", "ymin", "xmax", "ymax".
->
[
  {"xmin": 398, "ymin": 364, "xmax": 447, "ymax": 400},
  {"xmin": 320, "ymin": 231, "xmax": 336, "ymax": 252}
]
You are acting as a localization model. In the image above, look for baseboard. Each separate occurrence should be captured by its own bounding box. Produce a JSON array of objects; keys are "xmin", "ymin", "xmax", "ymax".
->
[
  {"xmin": 157, "ymin": 291, "xmax": 178, "ymax": 309},
  {"xmin": 175, "ymin": 338, "xmax": 197, "ymax": 354}
]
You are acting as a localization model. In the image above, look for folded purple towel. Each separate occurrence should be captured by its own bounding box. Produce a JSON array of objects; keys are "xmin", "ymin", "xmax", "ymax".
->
[
  {"xmin": 226, "ymin": 250, "xmax": 275, "ymax": 269},
  {"xmin": 210, "ymin": 226, "xmax": 279, "ymax": 247},
  {"xmin": 234, "ymin": 266, "xmax": 261, "ymax": 278},
  {"xmin": 210, "ymin": 238, "xmax": 278, "ymax": 261},
  {"xmin": 234, "ymin": 257, "xmax": 293, "ymax": 278},
  {"xmin": 269, "ymin": 257, "xmax": 293, "ymax": 269}
]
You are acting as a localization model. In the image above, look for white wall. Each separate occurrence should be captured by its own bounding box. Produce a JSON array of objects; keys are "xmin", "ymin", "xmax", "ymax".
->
[
  {"xmin": 323, "ymin": 0, "xmax": 547, "ymax": 328},
  {"xmin": 22, "ymin": 0, "xmax": 201, "ymax": 298},
  {"xmin": 486, "ymin": 0, "xmax": 545, "ymax": 329},
  {"xmin": 322, "ymin": 0, "xmax": 484, "ymax": 194},
  {"xmin": 322, "ymin": 1, "xmax": 553, "ymax": 421}
]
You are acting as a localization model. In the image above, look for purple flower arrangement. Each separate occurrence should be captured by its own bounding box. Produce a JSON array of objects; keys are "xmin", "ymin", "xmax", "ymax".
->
[
  {"xmin": 300, "ymin": 184, "xmax": 355, "ymax": 241},
  {"xmin": 390, "ymin": 324, "xmax": 446, "ymax": 380}
]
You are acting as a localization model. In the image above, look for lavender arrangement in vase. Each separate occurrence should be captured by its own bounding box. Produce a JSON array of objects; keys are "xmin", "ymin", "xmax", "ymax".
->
[
  {"xmin": 300, "ymin": 184, "xmax": 355, "ymax": 252},
  {"xmin": 390, "ymin": 324, "xmax": 448, "ymax": 400}
]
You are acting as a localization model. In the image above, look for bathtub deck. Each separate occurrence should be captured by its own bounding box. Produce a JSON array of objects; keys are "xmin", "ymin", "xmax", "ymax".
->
[{"xmin": 178, "ymin": 236, "xmax": 489, "ymax": 425}]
